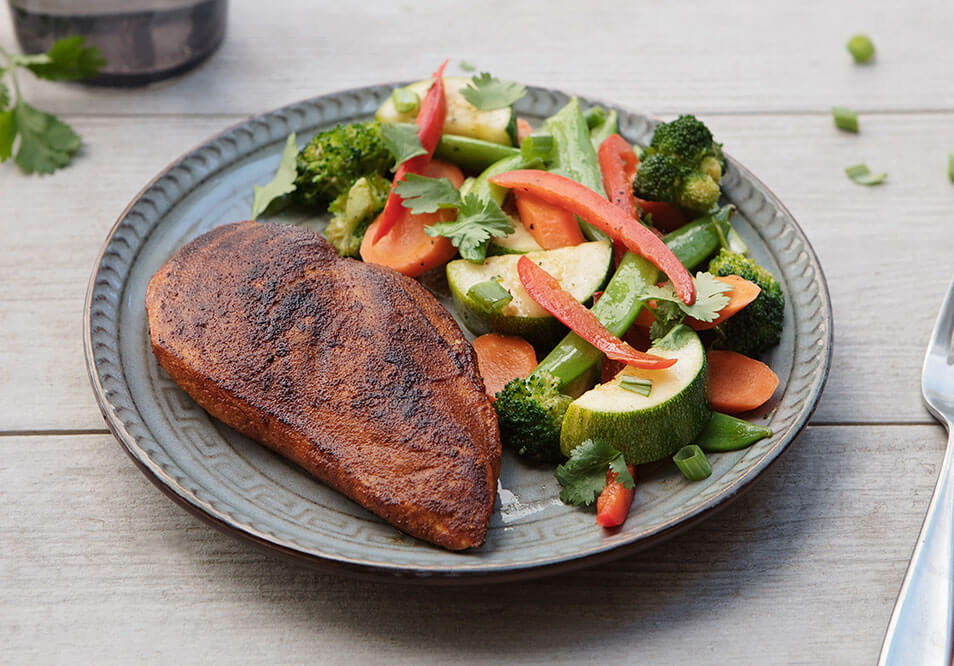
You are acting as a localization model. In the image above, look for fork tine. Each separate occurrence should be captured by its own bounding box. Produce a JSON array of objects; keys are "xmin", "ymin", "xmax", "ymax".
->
[{"xmin": 927, "ymin": 279, "xmax": 954, "ymax": 362}]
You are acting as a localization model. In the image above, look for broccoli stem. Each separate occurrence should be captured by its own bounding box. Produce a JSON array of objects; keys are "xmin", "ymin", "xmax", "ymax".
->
[
  {"xmin": 543, "ymin": 98, "xmax": 610, "ymax": 243},
  {"xmin": 533, "ymin": 206, "xmax": 736, "ymax": 392}
]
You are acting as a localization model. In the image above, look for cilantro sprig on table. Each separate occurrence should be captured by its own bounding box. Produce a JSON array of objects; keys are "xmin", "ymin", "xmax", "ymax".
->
[
  {"xmin": 0, "ymin": 37, "xmax": 105, "ymax": 174},
  {"xmin": 555, "ymin": 439, "xmax": 635, "ymax": 507},
  {"xmin": 460, "ymin": 72, "xmax": 526, "ymax": 111},
  {"xmin": 394, "ymin": 174, "xmax": 514, "ymax": 262}
]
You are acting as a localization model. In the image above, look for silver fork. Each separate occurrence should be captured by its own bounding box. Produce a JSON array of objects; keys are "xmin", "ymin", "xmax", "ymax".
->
[{"xmin": 878, "ymin": 281, "xmax": 954, "ymax": 665}]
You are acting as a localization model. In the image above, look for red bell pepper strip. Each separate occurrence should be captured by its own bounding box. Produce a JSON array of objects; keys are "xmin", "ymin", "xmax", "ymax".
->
[
  {"xmin": 596, "ymin": 464, "xmax": 636, "ymax": 528},
  {"xmin": 516, "ymin": 255, "xmax": 676, "ymax": 369},
  {"xmin": 598, "ymin": 133, "xmax": 640, "ymax": 220},
  {"xmin": 373, "ymin": 60, "xmax": 449, "ymax": 242},
  {"xmin": 492, "ymin": 170, "xmax": 696, "ymax": 305}
]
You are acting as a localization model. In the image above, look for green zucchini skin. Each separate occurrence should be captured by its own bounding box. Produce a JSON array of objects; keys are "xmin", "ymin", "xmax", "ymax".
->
[{"xmin": 560, "ymin": 327, "xmax": 711, "ymax": 464}]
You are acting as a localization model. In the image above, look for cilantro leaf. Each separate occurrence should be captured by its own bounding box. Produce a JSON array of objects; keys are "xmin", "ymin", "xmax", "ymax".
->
[
  {"xmin": 644, "ymin": 272, "xmax": 731, "ymax": 323},
  {"xmin": 0, "ymin": 110, "xmax": 14, "ymax": 161},
  {"xmin": 424, "ymin": 194, "xmax": 513, "ymax": 262},
  {"xmin": 652, "ymin": 324, "xmax": 696, "ymax": 351},
  {"xmin": 555, "ymin": 439, "xmax": 627, "ymax": 507},
  {"xmin": 251, "ymin": 132, "xmax": 298, "ymax": 219},
  {"xmin": 379, "ymin": 123, "xmax": 426, "ymax": 169},
  {"xmin": 459, "ymin": 60, "xmax": 476, "ymax": 72},
  {"xmin": 19, "ymin": 36, "xmax": 105, "ymax": 81},
  {"xmin": 460, "ymin": 72, "xmax": 526, "ymax": 111},
  {"xmin": 608, "ymin": 455, "xmax": 636, "ymax": 490},
  {"xmin": 394, "ymin": 173, "xmax": 461, "ymax": 214},
  {"xmin": 11, "ymin": 102, "xmax": 81, "ymax": 174},
  {"xmin": 0, "ymin": 81, "xmax": 9, "ymax": 111}
]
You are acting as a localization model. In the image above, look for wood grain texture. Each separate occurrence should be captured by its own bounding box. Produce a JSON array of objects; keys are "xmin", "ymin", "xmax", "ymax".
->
[
  {"xmin": 2, "ymin": 113, "xmax": 951, "ymax": 429},
  {"xmin": 2, "ymin": 0, "xmax": 954, "ymax": 117},
  {"xmin": 0, "ymin": 426, "xmax": 943, "ymax": 664}
]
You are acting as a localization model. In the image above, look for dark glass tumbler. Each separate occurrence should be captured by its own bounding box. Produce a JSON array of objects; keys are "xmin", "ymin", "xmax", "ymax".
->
[{"xmin": 8, "ymin": 0, "xmax": 227, "ymax": 86}]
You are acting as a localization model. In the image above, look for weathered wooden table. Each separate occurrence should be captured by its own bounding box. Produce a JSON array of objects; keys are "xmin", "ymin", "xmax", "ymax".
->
[{"xmin": 3, "ymin": 1, "xmax": 952, "ymax": 662}]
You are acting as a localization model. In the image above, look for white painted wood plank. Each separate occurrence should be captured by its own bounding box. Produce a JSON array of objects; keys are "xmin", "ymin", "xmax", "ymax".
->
[
  {"xmin": 1, "ymin": 0, "xmax": 953, "ymax": 117},
  {"xmin": 2, "ymin": 112, "xmax": 950, "ymax": 429},
  {"xmin": 0, "ymin": 426, "xmax": 942, "ymax": 664}
]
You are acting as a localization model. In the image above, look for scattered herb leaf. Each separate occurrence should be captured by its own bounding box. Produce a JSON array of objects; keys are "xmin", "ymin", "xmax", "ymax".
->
[
  {"xmin": 379, "ymin": 123, "xmax": 426, "ymax": 168},
  {"xmin": 394, "ymin": 173, "xmax": 461, "ymax": 214},
  {"xmin": 11, "ymin": 102, "xmax": 81, "ymax": 174},
  {"xmin": 424, "ymin": 194, "xmax": 513, "ymax": 262},
  {"xmin": 459, "ymin": 60, "xmax": 476, "ymax": 72},
  {"xmin": 948, "ymin": 154, "xmax": 954, "ymax": 183},
  {"xmin": 251, "ymin": 132, "xmax": 298, "ymax": 219},
  {"xmin": 0, "ymin": 82, "xmax": 8, "ymax": 110},
  {"xmin": 845, "ymin": 163, "xmax": 887, "ymax": 186},
  {"xmin": 460, "ymin": 72, "xmax": 526, "ymax": 111},
  {"xmin": 556, "ymin": 439, "xmax": 632, "ymax": 507}
]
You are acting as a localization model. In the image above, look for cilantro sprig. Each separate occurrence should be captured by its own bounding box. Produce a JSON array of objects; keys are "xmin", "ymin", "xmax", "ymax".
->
[
  {"xmin": 642, "ymin": 272, "xmax": 732, "ymax": 339},
  {"xmin": 251, "ymin": 133, "xmax": 298, "ymax": 219},
  {"xmin": 395, "ymin": 174, "xmax": 514, "ymax": 262},
  {"xmin": 555, "ymin": 439, "xmax": 635, "ymax": 507},
  {"xmin": 0, "ymin": 37, "xmax": 104, "ymax": 174},
  {"xmin": 460, "ymin": 72, "xmax": 526, "ymax": 111},
  {"xmin": 380, "ymin": 123, "xmax": 427, "ymax": 169}
]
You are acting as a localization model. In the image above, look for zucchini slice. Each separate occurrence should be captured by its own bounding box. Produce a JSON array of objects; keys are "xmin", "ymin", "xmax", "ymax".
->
[
  {"xmin": 447, "ymin": 241, "xmax": 612, "ymax": 349},
  {"xmin": 488, "ymin": 216, "xmax": 543, "ymax": 255},
  {"xmin": 560, "ymin": 326, "xmax": 711, "ymax": 463},
  {"xmin": 377, "ymin": 77, "xmax": 517, "ymax": 146}
]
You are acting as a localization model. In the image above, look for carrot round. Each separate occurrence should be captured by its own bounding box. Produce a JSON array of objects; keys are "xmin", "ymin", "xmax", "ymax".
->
[
  {"xmin": 360, "ymin": 160, "xmax": 464, "ymax": 277},
  {"xmin": 516, "ymin": 255, "xmax": 675, "ymax": 370},
  {"xmin": 707, "ymin": 350, "xmax": 780, "ymax": 413},
  {"xmin": 596, "ymin": 464, "xmax": 636, "ymax": 528},
  {"xmin": 471, "ymin": 333, "xmax": 537, "ymax": 401},
  {"xmin": 514, "ymin": 191, "xmax": 585, "ymax": 249},
  {"xmin": 632, "ymin": 276, "xmax": 761, "ymax": 331},
  {"xmin": 489, "ymin": 169, "xmax": 695, "ymax": 305}
]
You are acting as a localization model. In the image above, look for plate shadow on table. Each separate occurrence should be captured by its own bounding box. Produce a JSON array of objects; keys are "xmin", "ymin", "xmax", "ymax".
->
[{"xmin": 151, "ymin": 425, "xmax": 829, "ymax": 653}]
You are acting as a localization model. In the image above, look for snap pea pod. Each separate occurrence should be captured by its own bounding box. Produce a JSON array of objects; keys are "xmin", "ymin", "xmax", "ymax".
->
[
  {"xmin": 695, "ymin": 412, "xmax": 772, "ymax": 452},
  {"xmin": 434, "ymin": 134, "xmax": 519, "ymax": 172},
  {"xmin": 543, "ymin": 98, "xmax": 610, "ymax": 242},
  {"xmin": 468, "ymin": 153, "xmax": 529, "ymax": 206},
  {"xmin": 533, "ymin": 205, "xmax": 736, "ymax": 391}
]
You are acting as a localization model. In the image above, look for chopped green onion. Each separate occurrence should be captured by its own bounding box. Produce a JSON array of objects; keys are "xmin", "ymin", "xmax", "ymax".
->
[
  {"xmin": 832, "ymin": 106, "xmax": 859, "ymax": 133},
  {"xmin": 948, "ymin": 154, "xmax": 954, "ymax": 183},
  {"xmin": 391, "ymin": 87, "xmax": 420, "ymax": 114},
  {"xmin": 845, "ymin": 163, "xmax": 887, "ymax": 186},
  {"xmin": 459, "ymin": 60, "xmax": 476, "ymax": 72},
  {"xmin": 467, "ymin": 280, "xmax": 512, "ymax": 314},
  {"xmin": 846, "ymin": 34, "xmax": 876, "ymax": 63},
  {"xmin": 521, "ymin": 132, "xmax": 554, "ymax": 164},
  {"xmin": 673, "ymin": 445, "xmax": 712, "ymax": 481},
  {"xmin": 619, "ymin": 376, "xmax": 653, "ymax": 397}
]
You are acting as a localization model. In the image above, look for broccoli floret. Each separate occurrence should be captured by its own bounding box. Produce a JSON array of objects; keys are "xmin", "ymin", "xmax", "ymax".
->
[
  {"xmin": 707, "ymin": 248, "xmax": 785, "ymax": 357},
  {"xmin": 494, "ymin": 372, "xmax": 573, "ymax": 462},
  {"xmin": 324, "ymin": 174, "xmax": 391, "ymax": 257},
  {"xmin": 294, "ymin": 121, "xmax": 394, "ymax": 207},
  {"xmin": 634, "ymin": 115, "xmax": 725, "ymax": 215}
]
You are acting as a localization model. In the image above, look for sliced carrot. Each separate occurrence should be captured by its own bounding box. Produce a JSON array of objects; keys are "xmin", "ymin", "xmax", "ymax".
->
[
  {"xmin": 516, "ymin": 117, "xmax": 534, "ymax": 144},
  {"xmin": 514, "ymin": 191, "xmax": 585, "ymax": 249},
  {"xmin": 360, "ymin": 159, "xmax": 464, "ymax": 277},
  {"xmin": 472, "ymin": 333, "xmax": 537, "ymax": 401},
  {"xmin": 707, "ymin": 350, "xmax": 779, "ymax": 414},
  {"xmin": 631, "ymin": 276, "xmax": 761, "ymax": 331}
]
